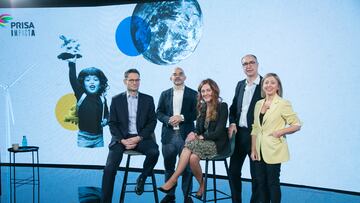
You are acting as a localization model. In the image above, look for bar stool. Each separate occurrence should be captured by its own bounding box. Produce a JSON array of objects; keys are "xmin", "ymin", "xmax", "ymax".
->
[
  {"xmin": 119, "ymin": 134, "xmax": 159, "ymax": 203},
  {"xmin": 191, "ymin": 132, "xmax": 236, "ymax": 202}
]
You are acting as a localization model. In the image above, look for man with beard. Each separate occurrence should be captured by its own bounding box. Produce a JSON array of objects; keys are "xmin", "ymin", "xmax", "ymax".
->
[{"xmin": 157, "ymin": 67, "xmax": 197, "ymax": 203}]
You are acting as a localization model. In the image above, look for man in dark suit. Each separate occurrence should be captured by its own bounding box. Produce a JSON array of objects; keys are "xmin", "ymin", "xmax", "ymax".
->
[
  {"xmin": 156, "ymin": 67, "xmax": 197, "ymax": 203},
  {"xmin": 101, "ymin": 69, "xmax": 159, "ymax": 203},
  {"xmin": 229, "ymin": 54, "xmax": 262, "ymax": 203}
]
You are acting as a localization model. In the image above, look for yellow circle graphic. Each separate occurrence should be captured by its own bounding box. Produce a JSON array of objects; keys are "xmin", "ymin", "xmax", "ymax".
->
[{"xmin": 55, "ymin": 93, "xmax": 78, "ymax": 131}]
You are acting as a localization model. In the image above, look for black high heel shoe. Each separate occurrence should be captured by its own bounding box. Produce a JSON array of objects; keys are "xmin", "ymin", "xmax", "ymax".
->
[
  {"xmin": 195, "ymin": 189, "xmax": 203, "ymax": 200},
  {"xmin": 157, "ymin": 182, "xmax": 177, "ymax": 194},
  {"xmin": 195, "ymin": 179, "xmax": 204, "ymax": 199}
]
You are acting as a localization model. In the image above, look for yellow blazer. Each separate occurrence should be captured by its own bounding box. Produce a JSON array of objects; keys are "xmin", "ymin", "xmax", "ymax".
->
[{"xmin": 251, "ymin": 95, "xmax": 301, "ymax": 164}]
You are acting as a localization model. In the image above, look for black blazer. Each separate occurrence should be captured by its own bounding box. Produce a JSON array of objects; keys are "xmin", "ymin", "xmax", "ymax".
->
[
  {"xmin": 229, "ymin": 77, "xmax": 263, "ymax": 131},
  {"xmin": 108, "ymin": 92, "xmax": 156, "ymax": 146},
  {"xmin": 195, "ymin": 102, "xmax": 229, "ymax": 155},
  {"xmin": 156, "ymin": 86, "xmax": 198, "ymax": 144}
]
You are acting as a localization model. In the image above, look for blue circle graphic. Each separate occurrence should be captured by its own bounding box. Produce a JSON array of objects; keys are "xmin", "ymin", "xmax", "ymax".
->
[{"xmin": 115, "ymin": 16, "xmax": 151, "ymax": 57}]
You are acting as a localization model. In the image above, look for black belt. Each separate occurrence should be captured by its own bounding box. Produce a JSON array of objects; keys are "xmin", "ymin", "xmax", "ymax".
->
[{"xmin": 238, "ymin": 126, "xmax": 251, "ymax": 132}]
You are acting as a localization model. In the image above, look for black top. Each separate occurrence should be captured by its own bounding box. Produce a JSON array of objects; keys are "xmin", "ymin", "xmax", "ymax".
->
[
  {"xmin": 68, "ymin": 62, "xmax": 109, "ymax": 134},
  {"xmin": 195, "ymin": 102, "xmax": 229, "ymax": 155},
  {"xmin": 260, "ymin": 113, "xmax": 265, "ymax": 126}
]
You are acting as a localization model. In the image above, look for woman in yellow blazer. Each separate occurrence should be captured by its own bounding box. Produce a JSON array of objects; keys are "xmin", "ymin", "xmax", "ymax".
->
[{"xmin": 251, "ymin": 73, "xmax": 301, "ymax": 203}]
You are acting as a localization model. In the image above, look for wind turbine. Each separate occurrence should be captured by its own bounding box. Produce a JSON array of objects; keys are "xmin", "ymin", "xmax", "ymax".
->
[{"xmin": 0, "ymin": 63, "xmax": 35, "ymax": 155}]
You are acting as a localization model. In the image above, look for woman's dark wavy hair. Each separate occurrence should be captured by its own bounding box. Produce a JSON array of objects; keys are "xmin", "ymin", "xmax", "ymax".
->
[
  {"xmin": 78, "ymin": 67, "xmax": 109, "ymax": 94},
  {"xmin": 197, "ymin": 78, "xmax": 220, "ymax": 121}
]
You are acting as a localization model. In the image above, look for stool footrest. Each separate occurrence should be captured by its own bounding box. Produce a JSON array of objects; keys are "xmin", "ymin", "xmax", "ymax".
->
[
  {"xmin": 119, "ymin": 153, "xmax": 159, "ymax": 203},
  {"xmin": 190, "ymin": 189, "xmax": 232, "ymax": 202}
]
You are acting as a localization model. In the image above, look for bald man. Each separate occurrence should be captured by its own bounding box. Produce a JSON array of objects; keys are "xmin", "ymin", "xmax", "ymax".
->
[{"xmin": 156, "ymin": 67, "xmax": 197, "ymax": 203}]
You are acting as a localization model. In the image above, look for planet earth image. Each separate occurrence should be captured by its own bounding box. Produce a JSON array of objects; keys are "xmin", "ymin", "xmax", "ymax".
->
[{"xmin": 132, "ymin": 0, "xmax": 203, "ymax": 65}]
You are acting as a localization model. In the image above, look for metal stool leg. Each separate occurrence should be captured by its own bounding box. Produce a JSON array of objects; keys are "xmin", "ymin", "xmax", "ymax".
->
[
  {"xmin": 0, "ymin": 162, "xmax": 1, "ymax": 197},
  {"xmin": 185, "ymin": 174, "xmax": 193, "ymax": 200},
  {"xmin": 224, "ymin": 159, "xmax": 233, "ymax": 201},
  {"xmin": 9, "ymin": 152, "xmax": 12, "ymax": 203},
  {"xmin": 0, "ymin": 168, "xmax": 1, "ymax": 197},
  {"xmin": 37, "ymin": 151, "xmax": 40, "ymax": 203},
  {"xmin": 32, "ymin": 151, "xmax": 35, "ymax": 203},
  {"xmin": 203, "ymin": 159, "xmax": 209, "ymax": 203},
  {"xmin": 151, "ymin": 173, "xmax": 159, "ymax": 203},
  {"xmin": 120, "ymin": 155, "xmax": 131, "ymax": 203},
  {"xmin": 212, "ymin": 160, "xmax": 217, "ymax": 202},
  {"xmin": 13, "ymin": 152, "xmax": 16, "ymax": 203}
]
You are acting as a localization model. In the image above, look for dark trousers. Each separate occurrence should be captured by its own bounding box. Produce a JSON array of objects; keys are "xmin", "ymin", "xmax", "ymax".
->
[
  {"xmin": 162, "ymin": 131, "xmax": 193, "ymax": 196},
  {"xmin": 254, "ymin": 157, "xmax": 281, "ymax": 203},
  {"xmin": 229, "ymin": 127, "xmax": 257, "ymax": 203},
  {"xmin": 101, "ymin": 138, "xmax": 159, "ymax": 203}
]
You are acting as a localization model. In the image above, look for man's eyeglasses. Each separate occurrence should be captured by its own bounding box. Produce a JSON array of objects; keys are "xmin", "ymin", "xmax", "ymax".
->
[
  {"xmin": 127, "ymin": 79, "xmax": 140, "ymax": 83},
  {"xmin": 242, "ymin": 61, "xmax": 257, "ymax": 67},
  {"xmin": 172, "ymin": 72, "xmax": 184, "ymax": 77}
]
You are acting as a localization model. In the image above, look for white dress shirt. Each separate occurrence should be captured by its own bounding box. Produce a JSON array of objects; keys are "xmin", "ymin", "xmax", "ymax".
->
[
  {"xmin": 239, "ymin": 75, "xmax": 260, "ymax": 127},
  {"xmin": 172, "ymin": 85, "xmax": 184, "ymax": 130}
]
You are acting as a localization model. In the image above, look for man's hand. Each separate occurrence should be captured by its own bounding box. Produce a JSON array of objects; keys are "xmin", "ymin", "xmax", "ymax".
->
[
  {"xmin": 120, "ymin": 136, "xmax": 142, "ymax": 149},
  {"xmin": 127, "ymin": 136, "xmax": 142, "ymax": 144},
  {"xmin": 168, "ymin": 115, "xmax": 183, "ymax": 127},
  {"xmin": 228, "ymin": 124, "xmax": 237, "ymax": 135}
]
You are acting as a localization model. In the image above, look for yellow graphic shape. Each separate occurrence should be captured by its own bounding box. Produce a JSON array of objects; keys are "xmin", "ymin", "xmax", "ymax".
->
[{"xmin": 55, "ymin": 93, "xmax": 78, "ymax": 131}]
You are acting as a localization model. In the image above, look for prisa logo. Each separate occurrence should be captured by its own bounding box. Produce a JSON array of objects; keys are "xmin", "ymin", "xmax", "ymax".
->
[
  {"xmin": 0, "ymin": 14, "xmax": 12, "ymax": 27},
  {"xmin": 11, "ymin": 22, "xmax": 35, "ymax": 29},
  {"xmin": 10, "ymin": 21, "xmax": 36, "ymax": 37}
]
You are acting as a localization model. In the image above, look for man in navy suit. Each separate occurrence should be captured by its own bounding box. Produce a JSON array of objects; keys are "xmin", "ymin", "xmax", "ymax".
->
[
  {"xmin": 101, "ymin": 69, "xmax": 159, "ymax": 203},
  {"xmin": 156, "ymin": 67, "xmax": 197, "ymax": 203},
  {"xmin": 229, "ymin": 54, "xmax": 262, "ymax": 203}
]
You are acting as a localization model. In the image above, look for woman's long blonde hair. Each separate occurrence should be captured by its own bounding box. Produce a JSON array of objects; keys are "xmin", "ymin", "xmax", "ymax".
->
[{"xmin": 261, "ymin": 73, "xmax": 283, "ymax": 98}]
